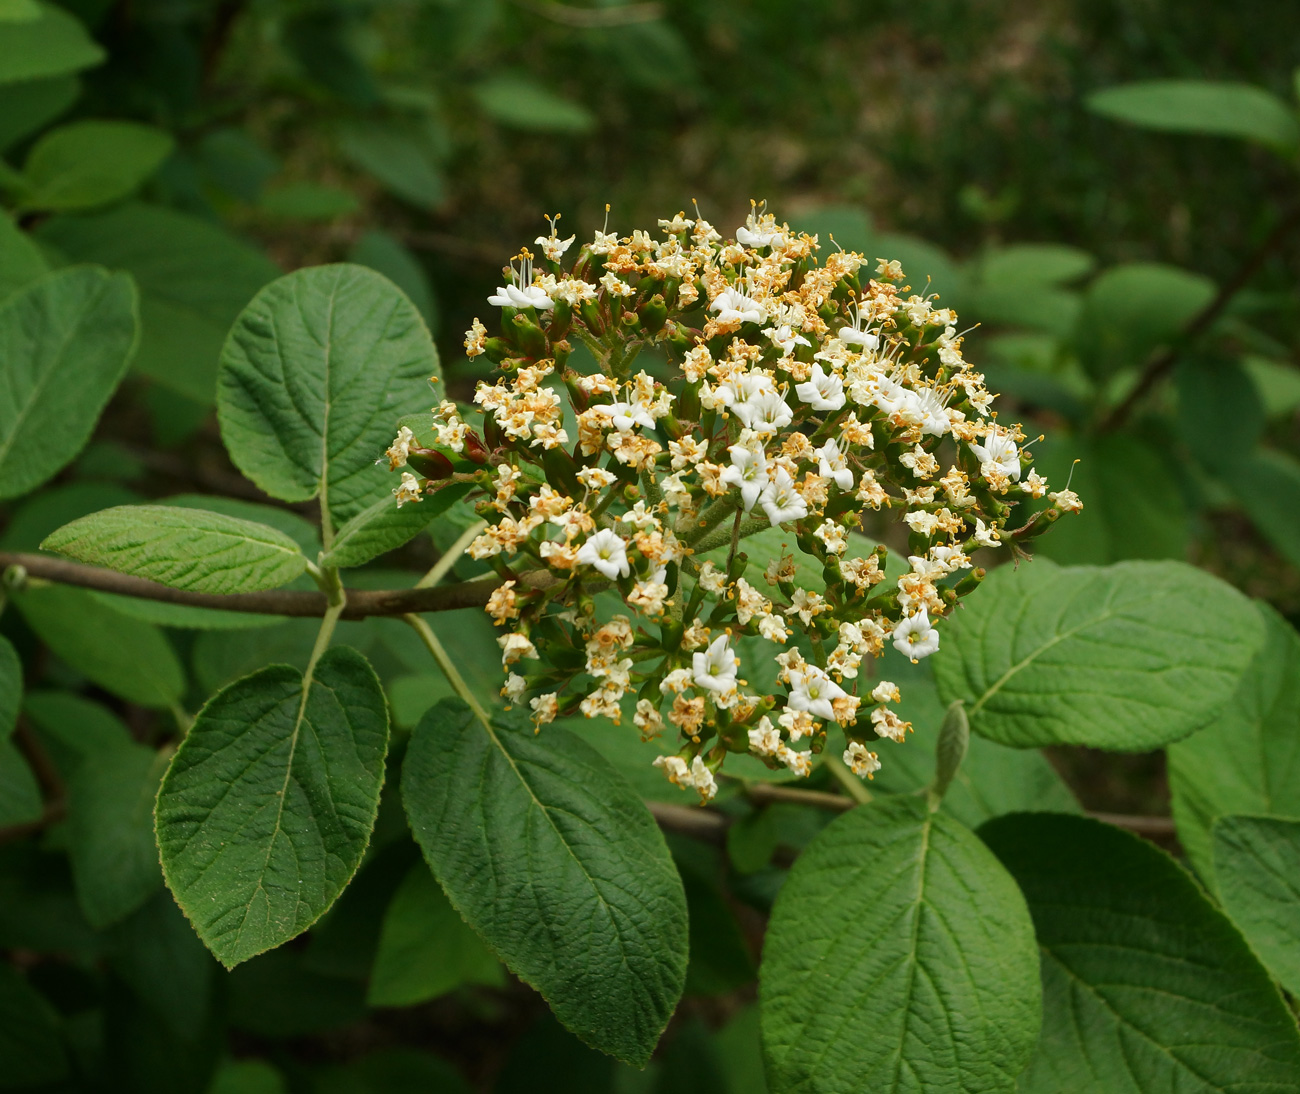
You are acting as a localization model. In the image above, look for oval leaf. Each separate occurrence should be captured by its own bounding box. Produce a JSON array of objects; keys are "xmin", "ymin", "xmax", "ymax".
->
[
  {"xmin": 760, "ymin": 795, "xmax": 1040, "ymax": 1093},
  {"xmin": 21, "ymin": 120, "xmax": 173, "ymax": 212},
  {"xmin": 933, "ymin": 560, "xmax": 1263, "ymax": 750},
  {"xmin": 217, "ymin": 263, "xmax": 438, "ymax": 526},
  {"xmin": 42, "ymin": 504, "xmax": 308, "ymax": 594},
  {"xmin": 156, "ymin": 645, "xmax": 389, "ymax": 968},
  {"xmin": 0, "ymin": 265, "xmax": 138, "ymax": 500},
  {"xmin": 0, "ymin": 1, "xmax": 103, "ymax": 85},
  {"xmin": 320, "ymin": 482, "xmax": 471, "ymax": 570},
  {"xmin": 982, "ymin": 813, "xmax": 1300, "ymax": 1093},
  {"xmin": 1169, "ymin": 602, "xmax": 1300, "ymax": 884},
  {"xmin": 1214, "ymin": 814, "xmax": 1300, "ymax": 999},
  {"xmin": 402, "ymin": 700, "xmax": 688, "ymax": 1067},
  {"xmin": 1087, "ymin": 80, "xmax": 1300, "ymax": 152}
]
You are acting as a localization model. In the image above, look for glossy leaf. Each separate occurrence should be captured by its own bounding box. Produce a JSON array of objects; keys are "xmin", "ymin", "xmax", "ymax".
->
[
  {"xmin": 217, "ymin": 264, "xmax": 438, "ymax": 526},
  {"xmin": 1169, "ymin": 603, "xmax": 1300, "ymax": 883},
  {"xmin": 1087, "ymin": 79, "xmax": 1300, "ymax": 151},
  {"xmin": 933, "ymin": 560, "xmax": 1262, "ymax": 749},
  {"xmin": 760, "ymin": 795, "xmax": 1040, "ymax": 1093},
  {"xmin": 17, "ymin": 584, "xmax": 185, "ymax": 709},
  {"xmin": 43, "ymin": 504, "xmax": 308, "ymax": 594},
  {"xmin": 0, "ymin": 266, "xmax": 138, "ymax": 500},
  {"xmin": 367, "ymin": 861, "xmax": 503, "ymax": 1007},
  {"xmin": 0, "ymin": 1, "xmax": 103, "ymax": 84},
  {"xmin": 20, "ymin": 120, "xmax": 173, "ymax": 211},
  {"xmin": 1213, "ymin": 814, "xmax": 1300, "ymax": 998},
  {"xmin": 982, "ymin": 813, "xmax": 1300, "ymax": 1093},
  {"xmin": 402, "ymin": 700, "xmax": 688, "ymax": 1066},
  {"xmin": 156, "ymin": 646, "xmax": 389, "ymax": 967}
]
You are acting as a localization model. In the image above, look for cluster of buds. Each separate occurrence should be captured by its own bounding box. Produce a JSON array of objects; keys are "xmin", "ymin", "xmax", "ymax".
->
[{"xmin": 384, "ymin": 205, "xmax": 1081, "ymax": 803}]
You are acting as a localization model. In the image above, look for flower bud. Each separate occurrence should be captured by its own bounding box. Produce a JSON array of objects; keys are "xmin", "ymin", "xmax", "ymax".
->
[
  {"xmin": 405, "ymin": 447, "xmax": 454, "ymax": 480},
  {"xmin": 638, "ymin": 293, "xmax": 668, "ymax": 334},
  {"xmin": 512, "ymin": 313, "xmax": 548, "ymax": 360},
  {"xmin": 549, "ymin": 298, "xmax": 573, "ymax": 341},
  {"xmin": 463, "ymin": 432, "xmax": 489, "ymax": 464}
]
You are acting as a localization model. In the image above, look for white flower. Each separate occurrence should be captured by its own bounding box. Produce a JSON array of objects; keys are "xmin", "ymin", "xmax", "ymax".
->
[
  {"xmin": 535, "ymin": 230, "xmax": 575, "ymax": 262},
  {"xmin": 910, "ymin": 387, "xmax": 951, "ymax": 437},
  {"xmin": 892, "ymin": 610, "xmax": 940, "ymax": 661},
  {"xmin": 392, "ymin": 471, "xmax": 423, "ymax": 508},
  {"xmin": 654, "ymin": 754, "xmax": 691, "ymax": 787},
  {"xmin": 766, "ymin": 324, "xmax": 810, "ymax": 357},
  {"xmin": 718, "ymin": 444, "xmax": 768, "ymax": 512},
  {"xmin": 787, "ymin": 666, "xmax": 848, "ymax": 722},
  {"xmin": 777, "ymin": 744, "xmax": 812, "ymax": 777},
  {"xmin": 381, "ymin": 426, "xmax": 415, "ymax": 470},
  {"xmin": 870, "ymin": 680, "xmax": 901, "ymax": 704},
  {"xmin": 577, "ymin": 466, "xmax": 618, "ymax": 490},
  {"xmin": 970, "ymin": 427, "xmax": 1021, "ymax": 482},
  {"xmin": 693, "ymin": 634, "xmax": 740, "ymax": 694},
  {"xmin": 760, "ymin": 467, "xmax": 808, "ymax": 526},
  {"xmin": 795, "ymin": 364, "xmax": 846, "ymax": 412},
  {"xmin": 843, "ymin": 741, "xmax": 881, "ymax": 779},
  {"xmin": 502, "ymin": 673, "xmax": 527, "ymax": 703},
  {"xmin": 972, "ymin": 518, "xmax": 1000, "ymax": 548},
  {"xmin": 499, "ymin": 632, "xmax": 539, "ymax": 666},
  {"xmin": 709, "ymin": 286, "xmax": 766, "ymax": 324},
  {"xmin": 814, "ymin": 520, "xmax": 847, "ymax": 555},
  {"xmin": 814, "ymin": 437, "xmax": 854, "ymax": 492},
  {"xmin": 488, "ymin": 252, "xmax": 553, "ymax": 310},
  {"xmin": 576, "ymin": 529, "xmax": 630, "ymax": 580},
  {"xmin": 732, "ymin": 389, "xmax": 793, "ymax": 436},
  {"xmin": 736, "ymin": 208, "xmax": 782, "ymax": 248},
  {"xmin": 747, "ymin": 716, "xmax": 781, "ymax": 756},
  {"xmin": 660, "ymin": 668, "xmax": 694, "ymax": 694},
  {"xmin": 1050, "ymin": 488, "xmax": 1083, "ymax": 513},
  {"xmin": 593, "ymin": 400, "xmax": 656, "ymax": 433},
  {"xmin": 689, "ymin": 756, "xmax": 718, "ymax": 801},
  {"xmin": 838, "ymin": 301, "xmax": 880, "ymax": 350}
]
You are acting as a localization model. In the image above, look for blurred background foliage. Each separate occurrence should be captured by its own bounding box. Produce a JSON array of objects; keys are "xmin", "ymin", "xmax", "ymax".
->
[{"xmin": 2, "ymin": 0, "xmax": 1300, "ymax": 1090}]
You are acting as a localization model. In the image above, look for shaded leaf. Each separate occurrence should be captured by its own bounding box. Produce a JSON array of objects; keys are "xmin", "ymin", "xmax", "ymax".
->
[
  {"xmin": 0, "ymin": 962, "xmax": 68, "ymax": 1087},
  {"xmin": 473, "ymin": 75, "xmax": 596, "ymax": 133},
  {"xmin": 0, "ymin": 1, "xmax": 103, "ymax": 84},
  {"xmin": 1088, "ymin": 80, "xmax": 1300, "ymax": 152},
  {"xmin": 1229, "ymin": 448, "xmax": 1300, "ymax": 570},
  {"xmin": 21, "ymin": 120, "xmax": 173, "ymax": 211}
]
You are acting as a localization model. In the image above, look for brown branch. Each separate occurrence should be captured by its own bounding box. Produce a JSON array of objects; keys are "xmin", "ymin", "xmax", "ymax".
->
[
  {"xmin": 1099, "ymin": 204, "xmax": 1300, "ymax": 433},
  {"xmin": 0, "ymin": 552, "xmax": 538, "ymax": 620}
]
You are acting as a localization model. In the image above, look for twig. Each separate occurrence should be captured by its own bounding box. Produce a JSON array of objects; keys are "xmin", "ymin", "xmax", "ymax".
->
[
  {"xmin": 0, "ymin": 552, "xmax": 555, "ymax": 620},
  {"xmin": 745, "ymin": 782, "xmax": 855, "ymax": 812},
  {"xmin": 1099, "ymin": 204, "xmax": 1300, "ymax": 432},
  {"xmin": 509, "ymin": 0, "xmax": 663, "ymax": 28}
]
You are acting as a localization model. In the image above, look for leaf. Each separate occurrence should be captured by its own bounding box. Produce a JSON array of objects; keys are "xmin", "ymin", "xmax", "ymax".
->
[
  {"xmin": 17, "ymin": 584, "xmax": 185, "ymax": 709},
  {"xmin": 0, "ymin": 738, "xmax": 41, "ymax": 827},
  {"xmin": 155, "ymin": 645, "xmax": 389, "ymax": 968},
  {"xmin": 1175, "ymin": 355, "xmax": 1264, "ymax": 472},
  {"xmin": 1229, "ymin": 448, "xmax": 1300, "ymax": 570},
  {"xmin": 20, "ymin": 120, "xmax": 174, "ymax": 212},
  {"xmin": 339, "ymin": 123, "xmax": 446, "ymax": 208},
  {"xmin": 981, "ymin": 812, "xmax": 1300, "ymax": 1093},
  {"xmin": 1168, "ymin": 602, "xmax": 1300, "ymax": 884},
  {"xmin": 42, "ymin": 504, "xmax": 308, "ymax": 593},
  {"xmin": 0, "ymin": 265, "xmax": 138, "ymax": 500},
  {"xmin": 258, "ymin": 182, "xmax": 359, "ymax": 221},
  {"xmin": 1242, "ymin": 355, "xmax": 1300, "ymax": 419},
  {"xmin": 402, "ymin": 700, "xmax": 688, "ymax": 1066},
  {"xmin": 1072, "ymin": 262, "xmax": 1215, "ymax": 381},
  {"xmin": 320, "ymin": 483, "xmax": 470, "ymax": 570},
  {"xmin": 66, "ymin": 742, "xmax": 168, "ymax": 928},
  {"xmin": 217, "ymin": 263, "xmax": 439, "ymax": 527},
  {"xmin": 0, "ymin": 962, "xmax": 68, "ymax": 1087},
  {"xmin": 759, "ymin": 795, "xmax": 1040, "ymax": 1093},
  {"xmin": 367, "ymin": 861, "xmax": 503, "ymax": 1007},
  {"xmin": 349, "ymin": 229, "xmax": 438, "ymax": 332},
  {"xmin": 973, "ymin": 243, "xmax": 1095, "ymax": 287},
  {"xmin": 209, "ymin": 1060, "xmax": 287, "ymax": 1094},
  {"xmin": 0, "ymin": 635, "xmax": 18, "ymax": 737},
  {"xmin": 38, "ymin": 203, "xmax": 280, "ymax": 404},
  {"xmin": 1087, "ymin": 79, "xmax": 1300, "ymax": 152},
  {"xmin": 22, "ymin": 690, "xmax": 133, "ymax": 776},
  {"xmin": 933, "ymin": 559, "xmax": 1263, "ymax": 750},
  {"xmin": 0, "ymin": 211, "xmax": 48, "ymax": 299},
  {"xmin": 472, "ymin": 75, "xmax": 596, "ymax": 133},
  {"xmin": 0, "ymin": 2, "xmax": 103, "ymax": 84},
  {"xmin": 0, "ymin": 73, "xmax": 79, "ymax": 153}
]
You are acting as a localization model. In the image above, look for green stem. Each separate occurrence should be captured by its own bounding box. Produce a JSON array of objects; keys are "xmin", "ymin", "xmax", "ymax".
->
[
  {"xmin": 825, "ymin": 753, "xmax": 872, "ymax": 804},
  {"xmin": 304, "ymin": 565, "xmax": 346, "ymax": 680},
  {"xmin": 686, "ymin": 494, "xmax": 740, "ymax": 546},
  {"xmin": 691, "ymin": 513, "xmax": 769, "ymax": 557},
  {"xmin": 417, "ymin": 520, "xmax": 487, "ymax": 589},
  {"xmin": 403, "ymin": 613, "xmax": 492, "ymax": 730}
]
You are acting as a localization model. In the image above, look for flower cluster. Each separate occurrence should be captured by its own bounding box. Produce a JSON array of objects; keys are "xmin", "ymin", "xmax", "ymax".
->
[{"xmin": 385, "ymin": 206, "xmax": 1081, "ymax": 802}]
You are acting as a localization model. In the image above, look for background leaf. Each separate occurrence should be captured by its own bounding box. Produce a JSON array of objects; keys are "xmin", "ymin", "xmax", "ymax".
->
[
  {"xmin": 933, "ymin": 560, "xmax": 1263, "ymax": 749},
  {"xmin": 760, "ymin": 795, "xmax": 1040, "ymax": 1094},
  {"xmin": 156, "ymin": 646, "xmax": 389, "ymax": 967},
  {"xmin": 1087, "ymin": 79, "xmax": 1300, "ymax": 151},
  {"xmin": 0, "ymin": 637, "xmax": 41, "ymax": 828},
  {"xmin": 0, "ymin": 1, "xmax": 102, "ymax": 84},
  {"xmin": 982, "ymin": 812, "xmax": 1300, "ymax": 1093},
  {"xmin": 472, "ymin": 75, "xmax": 596, "ymax": 133},
  {"xmin": 20, "ymin": 120, "xmax": 173, "ymax": 211},
  {"xmin": 1229, "ymin": 448, "xmax": 1300, "ymax": 570},
  {"xmin": 43, "ymin": 504, "xmax": 308, "ymax": 594},
  {"xmin": 217, "ymin": 263, "xmax": 439, "ymax": 528},
  {"xmin": 0, "ymin": 962, "xmax": 68, "ymax": 1087},
  {"xmin": 1168, "ymin": 602, "xmax": 1300, "ymax": 884},
  {"xmin": 402, "ymin": 700, "xmax": 688, "ymax": 1067},
  {"xmin": 0, "ymin": 265, "xmax": 138, "ymax": 500},
  {"xmin": 0, "ymin": 212, "xmax": 49, "ymax": 299}
]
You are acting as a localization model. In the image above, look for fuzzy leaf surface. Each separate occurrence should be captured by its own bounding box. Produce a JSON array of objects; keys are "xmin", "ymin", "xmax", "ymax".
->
[
  {"xmin": 933, "ymin": 560, "xmax": 1262, "ymax": 749},
  {"xmin": 320, "ymin": 483, "xmax": 470, "ymax": 570},
  {"xmin": 155, "ymin": 646, "xmax": 389, "ymax": 967},
  {"xmin": 760, "ymin": 795, "xmax": 1040, "ymax": 1094},
  {"xmin": 402, "ymin": 700, "xmax": 688, "ymax": 1066}
]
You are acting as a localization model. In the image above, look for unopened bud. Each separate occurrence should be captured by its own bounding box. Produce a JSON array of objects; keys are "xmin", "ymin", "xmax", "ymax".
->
[{"xmin": 406, "ymin": 447, "xmax": 454, "ymax": 480}]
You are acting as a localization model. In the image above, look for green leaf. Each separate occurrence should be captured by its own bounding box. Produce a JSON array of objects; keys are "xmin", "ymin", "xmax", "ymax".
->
[
  {"xmin": 0, "ymin": 962, "xmax": 68, "ymax": 1087},
  {"xmin": 349, "ymin": 229, "xmax": 438, "ymax": 332},
  {"xmin": 1087, "ymin": 79, "xmax": 1300, "ymax": 152},
  {"xmin": 402, "ymin": 700, "xmax": 688, "ymax": 1066},
  {"xmin": 20, "ymin": 120, "xmax": 174, "ymax": 212},
  {"xmin": 1175, "ymin": 355, "xmax": 1264, "ymax": 472},
  {"xmin": 0, "ymin": 265, "xmax": 138, "ymax": 500},
  {"xmin": 0, "ymin": 634, "xmax": 18, "ymax": 737},
  {"xmin": 156, "ymin": 646, "xmax": 389, "ymax": 968},
  {"xmin": 1169, "ymin": 602, "xmax": 1300, "ymax": 884},
  {"xmin": 1229, "ymin": 448, "xmax": 1300, "ymax": 570},
  {"xmin": 0, "ymin": 73, "xmax": 78, "ymax": 153},
  {"xmin": 367, "ymin": 861, "xmax": 503, "ymax": 1007},
  {"xmin": 472, "ymin": 75, "xmax": 596, "ymax": 133},
  {"xmin": 42, "ymin": 504, "xmax": 308, "ymax": 593},
  {"xmin": 1072, "ymin": 262, "xmax": 1215, "ymax": 381},
  {"xmin": 1242, "ymin": 355, "xmax": 1300, "ymax": 419},
  {"xmin": 217, "ymin": 264, "xmax": 439, "ymax": 527},
  {"xmin": 0, "ymin": 2, "xmax": 103, "ymax": 84},
  {"xmin": 1213, "ymin": 815, "xmax": 1300, "ymax": 998},
  {"xmin": 339, "ymin": 123, "xmax": 446, "ymax": 208},
  {"xmin": 17, "ymin": 584, "xmax": 185, "ymax": 709},
  {"xmin": 933, "ymin": 560, "xmax": 1263, "ymax": 750},
  {"xmin": 23, "ymin": 690, "xmax": 133, "ymax": 776},
  {"xmin": 67, "ymin": 742, "xmax": 168, "ymax": 927},
  {"xmin": 0, "ymin": 738, "xmax": 41, "ymax": 827},
  {"xmin": 321, "ymin": 484, "xmax": 470, "ymax": 570},
  {"xmin": 760, "ymin": 795, "xmax": 1040, "ymax": 1093},
  {"xmin": 981, "ymin": 812, "xmax": 1300, "ymax": 1093},
  {"xmin": 209, "ymin": 1060, "xmax": 287, "ymax": 1094},
  {"xmin": 0, "ymin": 211, "xmax": 48, "ymax": 299},
  {"xmin": 258, "ymin": 182, "xmax": 359, "ymax": 221},
  {"xmin": 37, "ymin": 203, "xmax": 280, "ymax": 404},
  {"xmin": 313, "ymin": 1049, "xmax": 471, "ymax": 1094},
  {"xmin": 973, "ymin": 243, "xmax": 1095, "ymax": 287}
]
